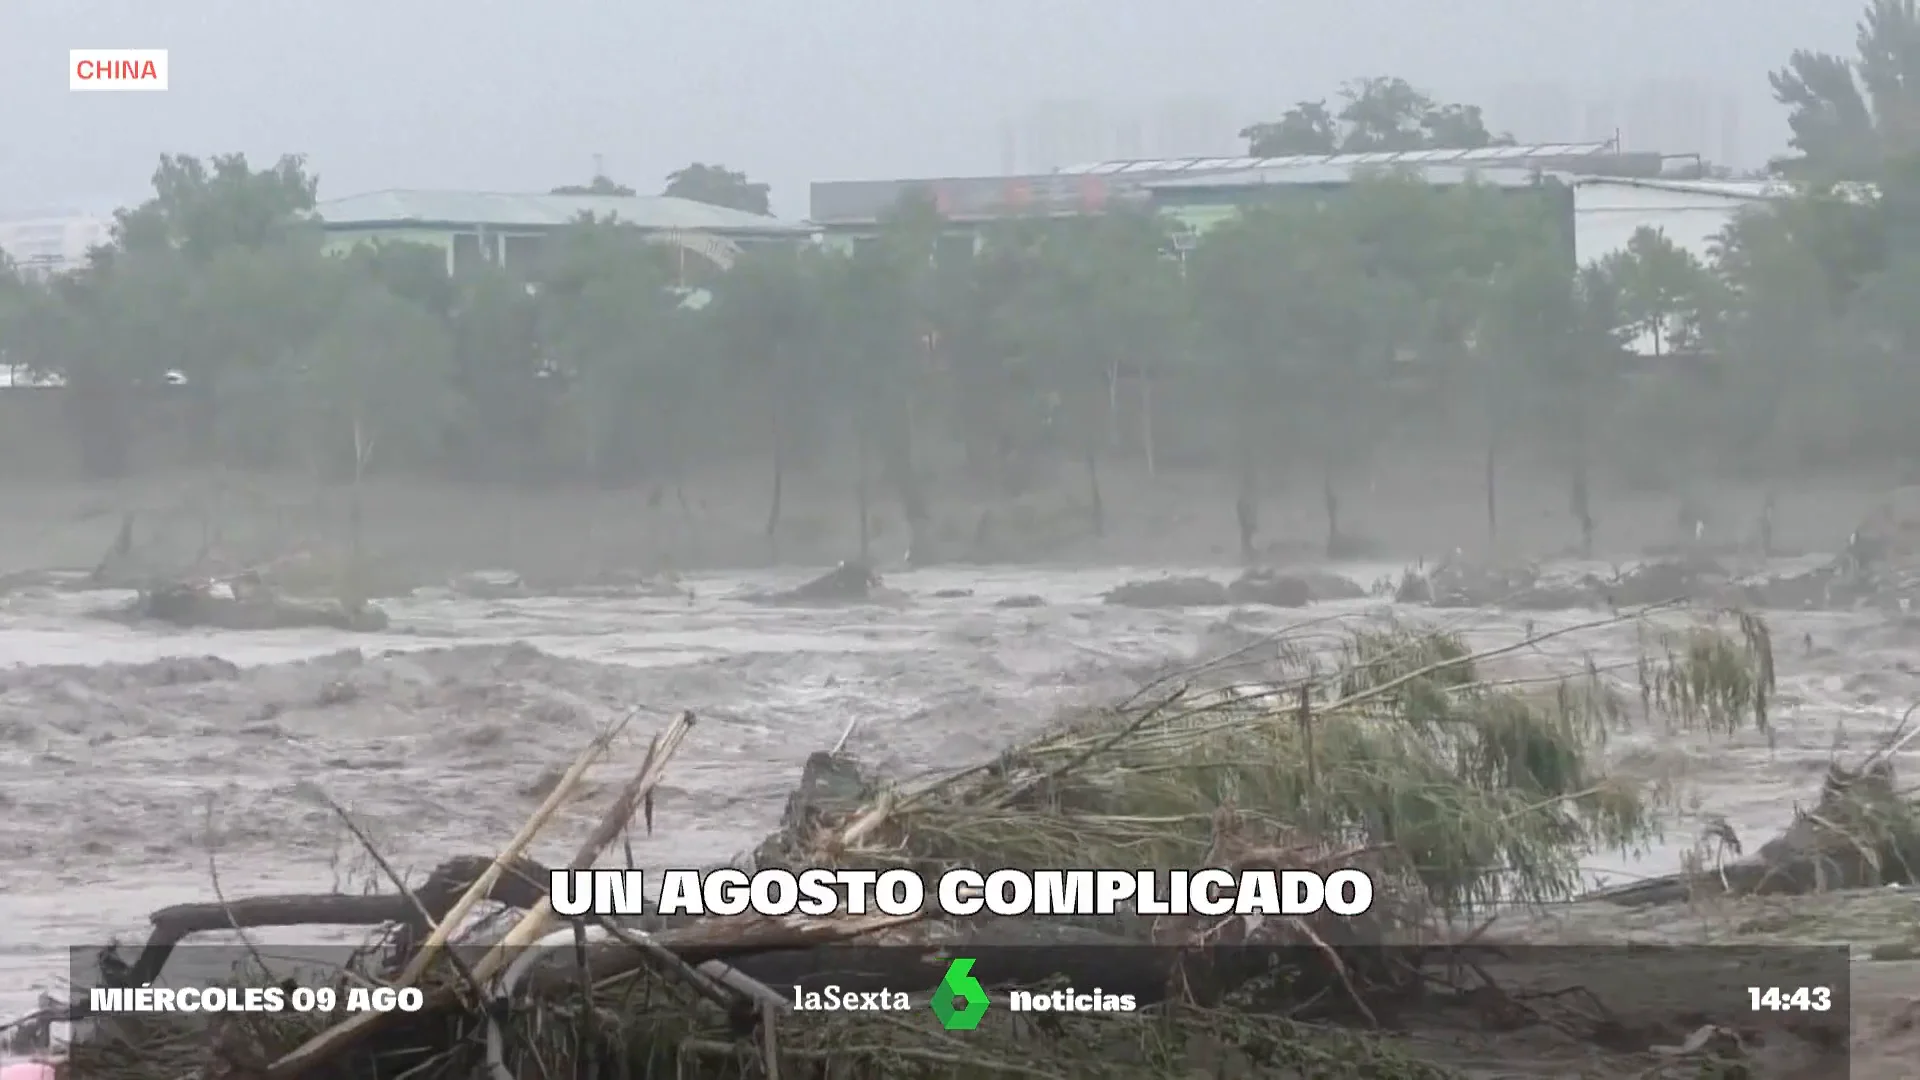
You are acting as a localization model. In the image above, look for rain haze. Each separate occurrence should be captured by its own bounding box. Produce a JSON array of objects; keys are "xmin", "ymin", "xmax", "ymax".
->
[
  {"xmin": 6, "ymin": 2, "xmax": 1920, "ymax": 1077},
  {"xmin": 0, "ymin": 0, "xmax": 1859, "ymax": 214}
]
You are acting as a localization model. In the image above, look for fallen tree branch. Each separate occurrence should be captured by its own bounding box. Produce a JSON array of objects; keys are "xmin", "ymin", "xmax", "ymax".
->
[
  {"xmin": 268, "ymin": 710, "xmax": 699, "ymax": 1080},
  {"xmin": 6, "ymin": 853, "xmax": 553, "ymax": 1041},
  {"xmin": 396, "ymin": 712, "xmax": 631, "ymax": 987},
  {"xmin": 474, "ymin": 709, "xmax": 701, "ymax": 980},
  {"xmin": 126, "ymin": 853, "xmax": 552, "ymax": 989}
]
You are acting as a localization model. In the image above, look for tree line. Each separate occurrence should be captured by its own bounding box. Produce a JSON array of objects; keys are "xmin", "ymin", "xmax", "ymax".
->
[{"xmin": 0, "ymin": 1, "xmax": 1917, "ymax": 562}]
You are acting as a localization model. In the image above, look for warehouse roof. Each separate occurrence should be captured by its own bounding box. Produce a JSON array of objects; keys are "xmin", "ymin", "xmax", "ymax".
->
[{"xmin": 316, "ymin": 190, "xmax": 813, "ymax": 234}]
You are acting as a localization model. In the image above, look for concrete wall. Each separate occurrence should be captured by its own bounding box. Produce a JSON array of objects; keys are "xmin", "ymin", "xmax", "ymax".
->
[
  {"xmin": 322, "ymin": 226, "xmax": 455, "ymax": 259},
  {"xmin": 0, "ymin": 387, "xmax": 199, "ymax": 480},
  {"xmin": 1572, "ymin": 179, "xmax": 1765, "ymax": 268},
  {"xmin": 322, "ymin": 226, "xmax": 459, "ymax": 274},
  {"xmin": 1157, "ymin": 202, "xmax": 1243, "ymax": 233}
]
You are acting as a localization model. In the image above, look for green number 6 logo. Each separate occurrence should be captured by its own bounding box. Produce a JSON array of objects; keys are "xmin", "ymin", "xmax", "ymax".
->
[{"xmin": 931, "ymin": 957, "xmax": 990, "ymax": 1030}]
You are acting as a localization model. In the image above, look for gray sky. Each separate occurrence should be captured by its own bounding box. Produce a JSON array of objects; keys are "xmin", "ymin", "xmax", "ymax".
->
[{"xmin": 3, "ymin": 0, "xmax": 1856, "ymax": 219}]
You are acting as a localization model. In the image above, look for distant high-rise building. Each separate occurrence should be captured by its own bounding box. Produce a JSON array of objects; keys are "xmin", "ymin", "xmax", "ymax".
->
[
  {"xmin": 1717, "ymin": 96, "xmax": 1744, "ymax": 167},
  {"xmin": 1146, "ymin": 97, "xmax": 1237, "ymax": 159},
  {"xmin": 0, "ymin": 213, "xmax": 109, "ymax": 277},
  {"xmin": 1020, "ymin": 99, "xmax": 1116, "ymax": 170},
  {"xmin": 1621, "ymin": 78, "xmax": 1741, "ymax": 159},
  {"xmin": 1582, "ymin": 100, "xmax": 1620, "ymax": 147},
  {"xmin": 1489, "ymin": 82, "xmax": 1577, "ymax": 144}
]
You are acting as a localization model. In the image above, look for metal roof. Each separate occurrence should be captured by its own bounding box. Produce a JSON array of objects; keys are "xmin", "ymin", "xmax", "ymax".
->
[
  {"xmin": 1145, "ymin": 163, "xmax": 1572, "ymax": 192},
  {"xmin": 1569, "ymin": 177, "xmax": 1881, "ymax": 208},
  {"xmin": 315, "ymin": 190, "xmax": 813, "ymax": 234},
  {"xmin": 807, "ymin": 143, "xmax": 1621, "ymax": 225},
  {"xmin": 1056, "ymin": 142, "xmax": 1612, "ymax": 176}
]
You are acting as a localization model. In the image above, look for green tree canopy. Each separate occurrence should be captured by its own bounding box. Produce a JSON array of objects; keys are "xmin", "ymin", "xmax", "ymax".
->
[{"xmin": 664, "ymin": 163, "xmax": 772, "ymax": 215}]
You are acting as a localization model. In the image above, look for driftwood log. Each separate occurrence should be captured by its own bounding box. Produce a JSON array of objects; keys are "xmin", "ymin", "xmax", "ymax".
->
[
  {"xmin": 749, "ymin": 561, "xmax": 881, "ymax": 605},
  {"xmin": 69, "ymin": 856, "xmax": 553, "ymax": 1012},
  {"xmin": 1588, "ymin": 762, "xmax": 1918, "ymax": 907},
  {"xmin": 99, "ymin": 583, "xmax": 391, "ymax": 632}
]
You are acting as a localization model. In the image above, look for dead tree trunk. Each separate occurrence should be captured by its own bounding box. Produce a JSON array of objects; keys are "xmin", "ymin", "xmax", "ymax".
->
[
  {"xmin": 764, "ymin": 400, "xmax": 785, "ymax": 563},
  {"xmin": 854, "ymin": 426, "xmax": 872, "ymax": 564},
  {"xmin": 1322, "ymin": 464, "xmax": 1341, "ymax": 560}
]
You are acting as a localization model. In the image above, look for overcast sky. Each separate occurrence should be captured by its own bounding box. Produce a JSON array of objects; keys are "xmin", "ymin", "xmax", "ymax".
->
[{"xmin": 2, "ymin": 1, "xmax": 1857, "ymax": 219}]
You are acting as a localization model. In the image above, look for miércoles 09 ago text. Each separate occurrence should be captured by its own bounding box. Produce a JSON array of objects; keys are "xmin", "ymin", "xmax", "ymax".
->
[{"xmin": 86, "ymin": 984, "xmax": 425, "ymax": 1014}]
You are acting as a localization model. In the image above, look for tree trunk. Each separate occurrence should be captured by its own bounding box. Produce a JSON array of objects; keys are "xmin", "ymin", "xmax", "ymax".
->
[
  {"xmin": 1083, "ymin": 445, "xmax": 1104, "ymax": 538},
  {"xmin": 661, "ymin": 413, "xmax": 693, "ymax": 523},
  {"xmin": 1234, "ymin": 438, "xmax": 1258, "ymax": 563},
  {"xmin": 1106, "ymin": 360, "xmax": 1120, "ymax": 451},
  {"xmin": 1484, "ymin": 431, "xmax": 1499, "ymax": 549},
  {"xmin": 855, "ymin": 427, "xmax": 872, "ymax": 563},
  {"xmin": 884, "ymin": 401, "xmax": 929, "ymax": 561},
  {"xmin": 764, "ymin": 400, "xmax": 785, "ymax": 563},
  {"xmin": 1139, "ymin": 368, "xmax": 1156, "ymax": 478},
  {"xmin": 1569, "ymin": 453, "xmax": 1594, "ymax": 560},
  {"xmin": 1322, "ymin": 462, "xmax": 1341, "ymax": 559},
  {"xmin": 345, "ymin": 415, "xmax": 371, "ymax": 611}
]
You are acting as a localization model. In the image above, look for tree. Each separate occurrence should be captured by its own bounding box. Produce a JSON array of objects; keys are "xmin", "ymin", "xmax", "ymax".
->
[
  {"xmin": 1188, "ymin": 202, "xmax": 1378, "ymax": 559},
  {"xmin": 297, "ymin": 270, "xmax": 455, "ymax": 598},
  {"xmin": 443, "ymin": 265, "xmax": 547, "ymax": 481},
  {"xmin": 1242, "ymin": 78, "xmax": 1513, "ymax": 157},
  {"xmin": 849, "ymin": 190, "xmax": 952, "ymax": 560},
  {"xmin": 0, "ymin": 256, "xmax": 28, "ymax": 378},
  {"xmin": 1602, "ymin": 227, "xmax": 1717, "ymax": 356},
  {"xmin": 534, "ymin": 218, "xmax": 683, "ymax": 485},
  {"xmin": 1770, "ymin": 0, "xmax": 1920, "ymax": 181},
  {"xmin": 663, "ymin": 163, "xmax": 772, "ymax": 216},
  {"xmin": 982, "ymin": 210, "xmax": 1185, "ymax": 536},
  {"xmin": 1239, "ymin": 101, "xmax": 1338, "ymax": 155},
  {"xmin": 551, "ymin": 175, "xmax": 637, "ymax": 196},
  {"xmin": 113, "ymin": 153, "xmax": 318, "ymax": 262},
  {"xmin": 709, "ymin": 243, "xmax": 833, "ymax": 556}
]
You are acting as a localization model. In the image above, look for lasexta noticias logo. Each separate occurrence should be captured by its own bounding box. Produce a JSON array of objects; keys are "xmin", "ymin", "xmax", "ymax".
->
[{"xmin": 930, "ymin": 957, "xmax": 990, "ymax": 1030}]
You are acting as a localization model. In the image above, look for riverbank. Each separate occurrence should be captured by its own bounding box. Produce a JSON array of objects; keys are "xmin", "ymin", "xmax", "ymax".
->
[{"xmin": 0, "ymin": 461, "xmax": 1897, "ymax": 588}]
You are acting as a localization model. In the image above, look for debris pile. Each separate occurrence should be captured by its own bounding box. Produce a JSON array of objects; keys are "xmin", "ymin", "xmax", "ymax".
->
[
  {"xmin": 1589, "ymin": 756, "xmax": 1920, "ymax": 907},
  {"xmin": 1226, "ymin": 567, "xmax": 1366, "ymax": 607},
  {"xmin": 1395, "ymin": 555, "xmax": 1748, "ymax": 613},
  {"xmin": 1105, "ymin": 569, "xmax": 1365, "ymax": 610},
  {"xmin": 1102, "ymin": 575, "xmax": 1229, "ymax": 608},
  {"xmin": 747, "ymin": 560, "xmax": 892, "ymax": 605},
  {"xmin": 94, "ymin": 578, "xmax": 390, "ymax": 632}
]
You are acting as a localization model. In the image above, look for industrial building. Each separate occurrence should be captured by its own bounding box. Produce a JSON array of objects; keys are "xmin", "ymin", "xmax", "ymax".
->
[
  {"xmin": 1143, "ymin": 162, "xmax": 1573, "ymax": 235},
  {"xmin": 0, "ymin": 213, "xmax": 112, "ymax": 277},
  {"xmin": 808, "ymin": 142, "xmax": 1655, "ymax": 241},
  {"xmin": 1568, "ymin": 177, "xmax": 1787, "ymax": 268},
  {"xmin": 313, "ymin": 190, "xmax": 814, "ymax": 276}
]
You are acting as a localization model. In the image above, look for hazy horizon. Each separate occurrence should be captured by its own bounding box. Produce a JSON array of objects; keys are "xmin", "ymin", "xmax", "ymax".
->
[{"xmin": 3, "ymin": 1, "xmax": 1857, "ymax": 219}]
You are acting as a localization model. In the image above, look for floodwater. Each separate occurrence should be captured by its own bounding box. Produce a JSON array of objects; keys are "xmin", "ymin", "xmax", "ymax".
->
[{"xmin": 1, "ymin": 561, "xmax": 1915, "ymax": 1025}]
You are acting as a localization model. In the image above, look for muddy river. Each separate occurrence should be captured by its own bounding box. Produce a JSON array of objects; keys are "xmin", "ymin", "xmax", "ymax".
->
[{"xmin": 2, "ymin": 560, "xmax": 1914, "ymax": 1024}]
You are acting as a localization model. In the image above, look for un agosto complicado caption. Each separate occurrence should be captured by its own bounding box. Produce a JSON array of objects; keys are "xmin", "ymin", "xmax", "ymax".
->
[
  {"xmin": 85, "ymin": 869, "xmax": 1368, "ymax": 1016},
  {"xmin": 551, "ymin": 866, "xmax": 1376, "ymax": 918}
]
